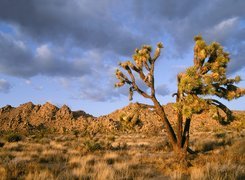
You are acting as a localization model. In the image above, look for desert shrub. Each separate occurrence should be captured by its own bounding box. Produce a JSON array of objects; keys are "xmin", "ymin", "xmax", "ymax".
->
[
  {"xmin": 109, "ymin": 135, "xmax": 116, "ymax": 140},
  {"xmin": 195, "ymin": 138, "xmax": 232, "ymax": 152},
  {"xmin": 0, "ymin": 130, "xmax": 5, "ymax": 137},
  {"xmin": 25, "ymin": 170, "xmax": 55, "ymax": 180},
  {"xmin": 111, "ymin": 142, "xmax": 128, "ymax": 151},
  {"xmin": 0, "ymin": 142, "xmax": 5, "ymax": 147},
  {"xmin": 214, "ymin": 132, "xmax": 226, "ymax": 138},
  {"xmin": 6, "ymin": 133, "xmax": 22, "ymax": 142},
  {"xmin": 229, "ymin": 139, "xmax": 245, "ymax": 156},
  {"xmin": 83, "ymin": 140, "xmax": 103, "ymax": 152},
  {"xmin": 0, "ymin": 166, "xmax": 7, "ymax": 179},
  {"xmin": 118, "ymin": 113, "xmax": 142, "ymax": 132},
  {"xmin": 152, "ymin": 140, "xmax": 171, "ymax": 152},
  {"xmin": 72, "ymin": 129, "xmax": 80, "ymax": 137},
  {"xmin": 5, "ymin": 160, "xmax": 28, "ymax": 179},
  {"xmin": 190, "ymin": 162, "xmax": 245, "ymax": 180},
  {"xmin": 39, "ymin": 152, "xmax": 67, "ymax": 164}
]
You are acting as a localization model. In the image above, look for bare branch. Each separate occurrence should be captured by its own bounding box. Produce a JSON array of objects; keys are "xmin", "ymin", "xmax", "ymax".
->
[
  {"xmin": 125, "ymin": 65, "xmax": 151, "ymax": 99},
  {"xmin": 144, "ymin": 61, "xmax": 150, "ymax": 71},
  {"xmin": 172, "ymin": 93, "xmax": 178, "ymax": 97},
  {"xmin": 149, "ymin": 60, "xmax": 155, "ymax": 97}
]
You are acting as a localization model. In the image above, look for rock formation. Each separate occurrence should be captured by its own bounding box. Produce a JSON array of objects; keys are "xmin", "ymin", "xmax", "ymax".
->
[
  {"xmin": 0, "ymin": 102, "xmax": 243, "ymax": 134},
  {"xmin": 0, "ymin": 102, "xmax": 93, "ymax": 133}
]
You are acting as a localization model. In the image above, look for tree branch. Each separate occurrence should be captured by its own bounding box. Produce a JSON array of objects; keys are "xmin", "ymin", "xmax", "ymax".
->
[
  {"xmin": 125, "ymin": 65, "xmax": 151, "ymax": 99},
  {"xmin": 181, "ymin": 118, "xmax": 191, "ymax": 148},
  {"xmin": 149, "ymin": 59, "xmax": 155, "ymax": 97},
  {"xmin": 187, "ymin": 147, "xmax": 197, "ymax": 154},
  {"xmin": 206, "ymin": 98, "xmax": 233, "ymax": 124}
]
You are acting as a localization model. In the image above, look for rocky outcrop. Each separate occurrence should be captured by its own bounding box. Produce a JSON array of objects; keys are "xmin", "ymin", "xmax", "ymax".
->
[
  {"xmin": 0, "ymin": 105, "xmax": 13, "ymax": 114},
  {"xmin": 0, "ymin": 102, "xmax": 93, "ymax": 132},
  {"xmin": 37, "ymin": 102, "xmax": 58, "ymax": 121},
  {"xmin": 56, "ymin": 105, "xmax": 73, "ymax": 120},
  {"xmin": 0, "ymin": 102, "xmax": 244, "ymax": 134}
]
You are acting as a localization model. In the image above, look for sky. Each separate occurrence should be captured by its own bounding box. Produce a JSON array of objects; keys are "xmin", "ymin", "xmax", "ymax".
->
[{"xmin": 0, "ymin": 0, "xmax": 244, "ymax": 116}]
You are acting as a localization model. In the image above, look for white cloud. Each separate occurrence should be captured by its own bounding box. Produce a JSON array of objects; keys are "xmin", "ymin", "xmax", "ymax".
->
[
  {"xmin": 214, "ymin": 17, "xmax": 238, "ymax": 31},
  {"xmin": 25, "ymin": 80, "xmax": 32, "ymax": 85},
  {"xmin": 205, "ymin": 17, "xmax": 239, "ymax": 42},
  {"xmin": 36, "ymin": 44, "xmax": 52, "ymax": 61},
  {"xmin": 34, "ymin": 86, "xmax": 43, "ymax": 91},
  {"xmin": 58, "ymin": 78, "xmax": 71, "ymax": 89}
]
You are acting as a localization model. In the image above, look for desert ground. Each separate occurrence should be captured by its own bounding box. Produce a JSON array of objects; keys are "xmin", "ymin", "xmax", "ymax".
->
[{"xmin": 0, "ymin": 102, "xmax": 244, "ymax": 179}]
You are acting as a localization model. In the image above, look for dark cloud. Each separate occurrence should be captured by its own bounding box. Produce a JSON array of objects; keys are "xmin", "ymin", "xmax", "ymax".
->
[
  {"xmin": 0, "ymin": 0, "xmax": 145, "ymax": 56},
  {"xmin": 228, "ymin": 43, "xmax": 245, "ymax": 74},
  {"xmin": 0, "ymin": 79, "xmax": 11, "ymax": 93},
  {"xmin": 0, "ymin": 32, "xmax": 91, "ymax": 78},
  {"xmin": 0, "ymin": 0, "xmax": 244, "ymax": 102},
  {"xmin": 132, "ymin": 0, "xmax": 202, "ymax": 20},
  {"xmin": 0, "ymin": 0, "xmax": 243, "ymax": 75},
  {"xmin": 131, "ymin": 0, "xmax": 245, "ymax": 55},
  {"xmin": 136, "ymin": 0, "xmax": 244, "ymax": 74}
]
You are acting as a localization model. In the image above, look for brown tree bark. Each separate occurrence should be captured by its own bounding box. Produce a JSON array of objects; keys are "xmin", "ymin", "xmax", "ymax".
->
[{"xmin": 151, "ymin": 96, "xmax": 177, "ymax": 147}]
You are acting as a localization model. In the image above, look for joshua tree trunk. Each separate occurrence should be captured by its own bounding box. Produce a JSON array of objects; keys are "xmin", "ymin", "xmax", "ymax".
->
[
  {"xmin": 151, "ymin": 96, "xmax": 177, "ymax": 147},
  {"xmin": 152, "ymin": 95, "xmax": 191, "ymax": 160},
  {"xmin": 180, "ymin": 118, "xmax": 191, "ymax": 158}
]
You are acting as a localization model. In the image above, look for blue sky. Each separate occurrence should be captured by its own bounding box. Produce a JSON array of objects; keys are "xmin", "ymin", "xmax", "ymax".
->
[{"xmin": 0, "ymin": 0, "xmax": 244, "ymax": 116}]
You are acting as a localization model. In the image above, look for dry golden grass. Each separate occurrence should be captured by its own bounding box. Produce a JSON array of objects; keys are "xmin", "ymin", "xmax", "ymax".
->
[{"xmin": 0, "ymin": 118, "xmax": 244, "ymax": 180}]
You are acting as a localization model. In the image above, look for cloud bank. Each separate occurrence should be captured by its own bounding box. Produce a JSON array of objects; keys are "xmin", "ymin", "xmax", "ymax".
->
[{"xmin": 0, "ymin": 0, "xmax": 244, "ymax": 99}]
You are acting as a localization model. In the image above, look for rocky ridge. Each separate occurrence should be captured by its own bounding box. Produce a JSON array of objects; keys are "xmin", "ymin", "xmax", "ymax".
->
[
  {"xmin": 0, "ymin": 102, "xmax": 93, "ymax": 133},
  {"xmin": 0, "ymin": 102, "xmax": 244, "ymax": 134}
]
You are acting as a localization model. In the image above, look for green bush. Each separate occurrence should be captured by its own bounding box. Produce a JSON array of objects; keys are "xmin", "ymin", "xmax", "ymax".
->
[
  {"xmin": 72, "ymin": 129, "xmax": 80, "ymax": 137},
  {"xmin": 84, "ymin": 140, "xmax": 103, "ymax": 152},
  {"xmin": 7, "ymin": 133, "xmax": 22, "ymax": 142},
  {"xmin": 0, "ymin": 142, "xmax": 4, "ymax": 147}
]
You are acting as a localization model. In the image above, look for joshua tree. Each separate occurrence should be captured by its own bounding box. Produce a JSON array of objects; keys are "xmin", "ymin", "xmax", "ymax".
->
[{"xmin": 115, "ymin": 35, "xmax": 244, "ymax": 159}]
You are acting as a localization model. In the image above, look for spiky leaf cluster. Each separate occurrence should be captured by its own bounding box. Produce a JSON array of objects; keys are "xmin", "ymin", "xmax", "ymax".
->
[
  {"xmin": 115, "ymin": 43, "xmax": 164, "ymax": 101},
  {"xmin": 181, "ymin": 94, "xmax": 209, "ymax": 118},
  {"xmin": 178, "ymin": 35, "xmax": 244, "ymax": 118},
  {"xmin": 179, "ymin": 36, "xmax": 245, "ymax": 100}
]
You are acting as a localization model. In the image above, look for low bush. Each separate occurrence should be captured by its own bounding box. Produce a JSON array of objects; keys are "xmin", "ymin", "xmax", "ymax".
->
[
  {"xmin": 0, "ymin": 142, "xmax": 4, "ymax": 147},
  {"xmin": 84, "ymin": 140, "xmax": 103, "ymax": 152},
  {"xmin": 6, "ymin": 133, "xmax": 23, "ymax": 142}
]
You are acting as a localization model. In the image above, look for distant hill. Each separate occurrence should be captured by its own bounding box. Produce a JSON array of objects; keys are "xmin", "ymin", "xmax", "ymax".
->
[
  {"xmin": 0, "ymin": 102, "xmax": 244, "ymax": 134},
  {"xmin": 0, "ymin": 102, "xmax": 93, "ymax": 133}
]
